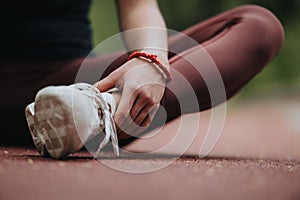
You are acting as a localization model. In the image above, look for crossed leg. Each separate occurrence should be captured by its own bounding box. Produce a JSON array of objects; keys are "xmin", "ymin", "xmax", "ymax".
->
[
  {"xmin": 84, "ymin": 5, "xmax": 284, "ymax": 126},
  {"xmin": 82, "ymin": 5, "xmax": 284, "ymax": 144}
]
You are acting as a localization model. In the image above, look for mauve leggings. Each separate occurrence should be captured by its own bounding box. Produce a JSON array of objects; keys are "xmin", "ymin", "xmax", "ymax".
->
[{"xmin": 1, "ymin": 5, "xmax": 284, "ymax": 146}]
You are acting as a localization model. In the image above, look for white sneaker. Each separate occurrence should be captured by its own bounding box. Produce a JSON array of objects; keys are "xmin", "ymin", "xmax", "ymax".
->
[{"xmin": 25, "ymin": 83, "xmax": 119, "ymax": 159}]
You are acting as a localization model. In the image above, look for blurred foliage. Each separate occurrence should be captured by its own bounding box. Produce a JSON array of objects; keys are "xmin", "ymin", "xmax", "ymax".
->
[{"xmin": 89, "ymin": 0, "xmax": 300, "ymax": 97}]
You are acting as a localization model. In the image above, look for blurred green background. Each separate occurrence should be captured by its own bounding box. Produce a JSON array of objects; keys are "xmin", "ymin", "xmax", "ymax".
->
[{"xmin": 89, "ymin": 0, "xmax": 300, "ymax": 99}]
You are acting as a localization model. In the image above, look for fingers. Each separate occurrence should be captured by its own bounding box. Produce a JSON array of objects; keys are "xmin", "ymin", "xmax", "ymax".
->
[
  {"xmin": 128, "ymin": 103, "xmax": 159, "ymax": 137},
  {"xmin": 130, "ymin": 115, "xmax": 151, "ymax": 137},
  {"xmin": 128, "ymin": 101, "xmax": 156, "ymax": 131},
  {"xmin": 120, "ymin": 101, "xmax": 150, "ymax": 135},
  {"xmin": 114, "ymin": 83, "xmax": 138, "ymax": 130},
  {"xmin": 118, "ymin": 95, "xmax": 159, "ymax": 137},
  {"xmin": 94, "ymin": 68, "xmax": 122, "ymax": 92}
]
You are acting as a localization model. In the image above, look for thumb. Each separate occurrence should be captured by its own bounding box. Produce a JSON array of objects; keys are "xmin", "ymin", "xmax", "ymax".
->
[{"xmin": 94, "ymin": 71, "xmax": 120, "ymax": 92}]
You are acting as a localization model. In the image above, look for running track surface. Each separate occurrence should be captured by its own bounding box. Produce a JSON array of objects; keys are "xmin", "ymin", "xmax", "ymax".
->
[{"xmin": 1, "ymin": 98, "xmax": 300, "ymax": 200}]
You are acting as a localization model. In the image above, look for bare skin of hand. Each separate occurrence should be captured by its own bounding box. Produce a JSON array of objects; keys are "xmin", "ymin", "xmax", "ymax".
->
[{"xmin": 95, "ymin": 58, "xmax": 167, "ymax": 139}]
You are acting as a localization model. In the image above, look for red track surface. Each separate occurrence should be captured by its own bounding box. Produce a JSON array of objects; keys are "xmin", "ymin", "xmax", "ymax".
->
[{"xmin": 1, "ymin": 99, "xmax": 300, "ymax": 200}]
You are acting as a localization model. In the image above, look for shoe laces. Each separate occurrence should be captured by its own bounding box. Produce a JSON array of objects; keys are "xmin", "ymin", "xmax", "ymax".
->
[{"xmin": 75, "ymin": 83, "xmax": 120, "ymax": 157}]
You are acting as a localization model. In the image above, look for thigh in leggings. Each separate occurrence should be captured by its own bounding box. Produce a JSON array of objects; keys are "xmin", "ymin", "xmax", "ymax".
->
[{"xmin": 164, "ymin": 5, "xmax": 284, "ymax": 119}]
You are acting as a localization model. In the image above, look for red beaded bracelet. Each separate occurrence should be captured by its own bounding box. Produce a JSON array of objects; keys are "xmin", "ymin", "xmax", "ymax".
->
[{"xmin": 128, "ymin": 51, "xmax": 172, "ymax": 82}]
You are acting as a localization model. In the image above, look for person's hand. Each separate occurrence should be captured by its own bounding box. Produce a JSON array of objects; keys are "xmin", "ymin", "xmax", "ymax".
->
[{"xmin": 95, "ymin": 58, "xmax": 167, "ymax": 139}]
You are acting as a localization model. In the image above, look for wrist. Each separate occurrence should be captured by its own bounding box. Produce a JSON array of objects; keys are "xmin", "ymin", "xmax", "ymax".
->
[
  {"xmin": 129, "ymin": 49, "xmax": 169, "ymax": 67},
  {"xmin": 128, "ymin": 51, "xmax": 172, "ymax": 82}
]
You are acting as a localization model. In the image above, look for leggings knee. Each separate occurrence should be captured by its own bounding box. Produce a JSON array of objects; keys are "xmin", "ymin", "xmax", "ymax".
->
[{"xmin": 238, "ymin": 5, "xmax": 285, "ymax": 61}]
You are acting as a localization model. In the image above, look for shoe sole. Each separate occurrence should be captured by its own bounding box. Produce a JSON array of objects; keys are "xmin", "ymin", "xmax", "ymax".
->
[
  {"xmin": 25, "ymin": 104, "xmax": 49, "ymax": 157},
  {"xmin": 28, "ymin": 94, "xmax": 75, "ymax": 159}
]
